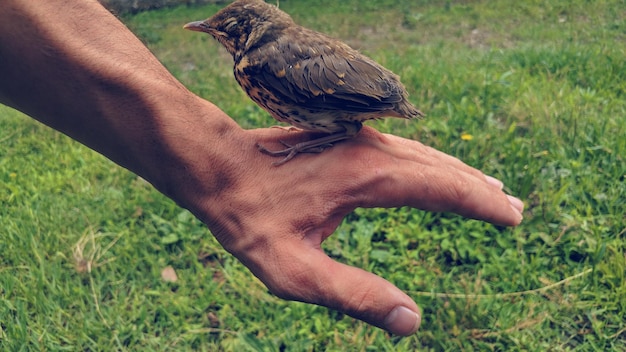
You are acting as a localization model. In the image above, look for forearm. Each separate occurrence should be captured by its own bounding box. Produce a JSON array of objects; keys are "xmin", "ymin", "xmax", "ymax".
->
[{"xmin": 0, "ymin": 0, "xmax": 241, "ymax": 201}]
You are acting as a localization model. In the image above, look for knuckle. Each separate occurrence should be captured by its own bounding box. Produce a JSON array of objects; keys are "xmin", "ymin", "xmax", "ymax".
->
[{"xmin": 443, "ymin": 175, "xmax": 474, "ymax": 209}]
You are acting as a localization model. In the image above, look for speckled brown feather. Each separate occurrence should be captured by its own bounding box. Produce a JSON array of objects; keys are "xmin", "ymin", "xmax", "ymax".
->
[{"xmin": 184, "ymin": 0, "xmax": 424, "ymax": 164}]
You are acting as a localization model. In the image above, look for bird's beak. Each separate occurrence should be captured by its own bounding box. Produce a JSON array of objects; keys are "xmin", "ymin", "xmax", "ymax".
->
[{"xmin": 183, "ymin": 20, "xmax": 210, "ymax": 33}]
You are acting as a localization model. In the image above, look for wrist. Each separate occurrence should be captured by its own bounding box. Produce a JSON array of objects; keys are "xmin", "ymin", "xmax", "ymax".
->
[{"xmin": 130, "ymin": 91, "xmax": 245, "ymax": 212}]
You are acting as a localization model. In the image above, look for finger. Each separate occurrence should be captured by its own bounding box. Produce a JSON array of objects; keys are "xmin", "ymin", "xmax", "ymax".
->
[
  {"xmin": 484, "ymin": 175, "xmax": 504, "ymax": 189},
  {"xmin": 256, "ymin": 239, "xmax": 421, "ymax": 336},
  {"xmin": 384, "ymin": 135, "xmax": 521, "ymax": 208},
  {"xmin": 361, "ymin": 130, "xmax": 516, "ymax": 194},
  {"xmin": 374, "ymin": 164, "xmax": 523, "ymax": 225},
  {"xmin": 315, "ymin": 129, "xmax": 524, "ymax": 225}
]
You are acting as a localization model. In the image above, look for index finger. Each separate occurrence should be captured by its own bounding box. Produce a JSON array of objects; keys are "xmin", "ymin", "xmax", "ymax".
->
[{"xmin": 328, "ymin": 129, "xmax": 524, "ymax": 226}]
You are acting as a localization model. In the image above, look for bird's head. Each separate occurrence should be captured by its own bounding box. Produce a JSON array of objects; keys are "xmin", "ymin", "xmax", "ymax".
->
[{"xmin": 184, "ymin": 0, "xmax": 294, "ymax": 59}]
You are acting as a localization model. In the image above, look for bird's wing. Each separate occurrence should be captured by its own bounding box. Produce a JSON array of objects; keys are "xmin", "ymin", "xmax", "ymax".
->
[{"xmin": 251, "ymin": 40, "xmax": 406, "ymax": 114}]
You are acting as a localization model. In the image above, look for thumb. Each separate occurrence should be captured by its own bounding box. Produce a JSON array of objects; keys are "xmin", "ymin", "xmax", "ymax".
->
[{"xmin": 259, "ymin": 240, "xmax": 421, "ymax": 336}]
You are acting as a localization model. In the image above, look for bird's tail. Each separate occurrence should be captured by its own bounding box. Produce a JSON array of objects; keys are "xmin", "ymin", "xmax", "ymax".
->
[{"xmin": 396, "ymin": 100, "xmax": 425, "ymax": 119}]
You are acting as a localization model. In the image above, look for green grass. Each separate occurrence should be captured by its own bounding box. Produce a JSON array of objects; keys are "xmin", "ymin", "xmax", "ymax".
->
[{"xmin": 1, "ymin": 0, "xmax": 625, "ymax": 350}]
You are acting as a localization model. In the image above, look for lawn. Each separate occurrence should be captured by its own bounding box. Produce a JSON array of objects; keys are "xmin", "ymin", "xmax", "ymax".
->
[{"xmin": 1, "ymin": 0, "xmax": 624, "ymax": 350}]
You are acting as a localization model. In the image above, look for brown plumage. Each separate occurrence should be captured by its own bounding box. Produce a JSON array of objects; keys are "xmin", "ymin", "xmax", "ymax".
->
[{"xmin": 184, "ymin": 0, "xmax": 423, "ymax": 165}]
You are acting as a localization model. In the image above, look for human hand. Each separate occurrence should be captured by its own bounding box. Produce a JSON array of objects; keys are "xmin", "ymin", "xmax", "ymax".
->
[
  {"xmin": 175, "ymin": 124, "xmax": 524, "ymax": 336},
  {"xmin": 0, "ymin": 0, "xmax": 522, "ymax": 335}
]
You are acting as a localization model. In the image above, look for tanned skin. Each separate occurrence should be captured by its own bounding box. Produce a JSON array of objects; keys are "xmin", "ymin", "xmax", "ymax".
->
[{"xmin": 0, "ymin": 0, "xmax": 523, "ymax": 336}]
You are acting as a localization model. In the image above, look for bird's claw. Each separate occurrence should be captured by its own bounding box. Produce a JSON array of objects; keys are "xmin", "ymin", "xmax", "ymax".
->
[
  {"xmin": 270, "ymin": 125, "xmax": 302, "ymax": 132},
  {"xmin": 256, "ymin": 140, "xmax": 332, "ymax": 166}
]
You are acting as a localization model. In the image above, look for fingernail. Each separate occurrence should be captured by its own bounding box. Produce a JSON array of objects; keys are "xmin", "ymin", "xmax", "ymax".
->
[
  {"xmin": 485, "ymin": 175, "xmax": 504, "ymax": 189},
  {"xmin": 384, "ymin": 306, "xmax": 421, "ymax": 336},
  {"xmin": 507, "ymin": 195, "xmax": 525, "ymax": 222},
  {"xmin": 507, "ymin": 195, "xmax": 524, "ymax": 213}
]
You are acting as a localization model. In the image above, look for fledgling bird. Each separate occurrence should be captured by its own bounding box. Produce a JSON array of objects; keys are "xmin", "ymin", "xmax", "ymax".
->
[{"xmin": 184, "ymin": 0, "xmax": 423, "ymax": 165}]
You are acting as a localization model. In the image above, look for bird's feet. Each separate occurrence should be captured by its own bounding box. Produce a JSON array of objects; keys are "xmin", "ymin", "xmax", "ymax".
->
[
  {"xmin": 270, "ymin": 125, "xmax": 302, "ymax": 132},
  {"xmin": 256, "ymin": 123, "xmax": 361, "ymax": 166},
  {"xmin": 257, "ymin": 140, "xmax": 332, "ymax": 166}
]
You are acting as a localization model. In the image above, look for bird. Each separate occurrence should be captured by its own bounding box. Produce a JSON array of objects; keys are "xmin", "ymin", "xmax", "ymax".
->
[{"xmin": 184, "ymin": 0, "xmax": 423, "ymax": 165}]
